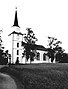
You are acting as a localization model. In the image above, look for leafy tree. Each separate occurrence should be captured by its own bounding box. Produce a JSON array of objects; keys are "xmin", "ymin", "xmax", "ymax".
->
[
  {"xmin": 23, "ymin": 28, "xmax": 38, "ymax": 61},
  {"xmin": 24, "ymin": 28, "xmax": 38, "ymax": 44},
  {"xmin": 59, "ymin": 53, "xmax": 68, "ymax": 63},
  {"xmin": 47, "ymin": 36, "xmax": 65, "ymax": 62},
  {"xmin": 0, "ymin": 32, "xmax": 11, "ymax": 64}
]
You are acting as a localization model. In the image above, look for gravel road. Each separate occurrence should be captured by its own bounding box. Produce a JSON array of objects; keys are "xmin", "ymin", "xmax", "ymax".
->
[{"xmin": 0, "ymin": 73, "xmax": 17, "ymax": 89}]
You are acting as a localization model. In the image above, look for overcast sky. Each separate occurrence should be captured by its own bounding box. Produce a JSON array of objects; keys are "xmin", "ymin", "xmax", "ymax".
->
[{"xmin": 0, "ymin": 0, "xmax": 68, "ymax": 53}]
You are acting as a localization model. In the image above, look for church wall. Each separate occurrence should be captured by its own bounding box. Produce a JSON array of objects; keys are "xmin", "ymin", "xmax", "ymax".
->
[
  {"xmin": 8, "ymin": 26, "xmax": 24, "ymax": 64},
  {"xmin": 30, "ymin": 50, "xmax": 50, "ymax": 63},
  {"xmin": 12, "ymin": 37, "xmax": 23, "ymax": 63},
  {"xmin": 37, "ymin": 50, "xmax": 47, "ymax": 61}
]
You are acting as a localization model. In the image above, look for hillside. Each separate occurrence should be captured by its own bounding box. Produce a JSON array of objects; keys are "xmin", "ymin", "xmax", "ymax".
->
[{"xmin": 0, "ymin": 63, "xmax": 68, "ymax": 89}]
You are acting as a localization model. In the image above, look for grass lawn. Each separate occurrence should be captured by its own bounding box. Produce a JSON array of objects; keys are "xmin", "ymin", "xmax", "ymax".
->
[{"xmin": 0, "ymin": 63, "xmax": 68, "ymax": 89}]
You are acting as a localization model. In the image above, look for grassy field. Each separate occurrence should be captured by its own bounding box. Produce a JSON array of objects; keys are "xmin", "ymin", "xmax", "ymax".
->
[{"xmin": 0, "ymin": 63, "xmax": 68, "ymax": 89}]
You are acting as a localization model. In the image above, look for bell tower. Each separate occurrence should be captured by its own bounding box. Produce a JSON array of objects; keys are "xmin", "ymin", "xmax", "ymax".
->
[{"xmin": 8, "ymin": 8, "xmax": 24, "ymax": 64}]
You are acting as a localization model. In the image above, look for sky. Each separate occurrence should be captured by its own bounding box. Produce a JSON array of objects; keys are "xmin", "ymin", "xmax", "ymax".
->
[{"xmin": 0, "ymin": 0, "xmax": 68, "ymax": 53}]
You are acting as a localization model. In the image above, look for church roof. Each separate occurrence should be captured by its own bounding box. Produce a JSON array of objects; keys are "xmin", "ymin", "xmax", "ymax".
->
[
  {"xmin": 8, "ymin": 31, "xmax": 25, "ymax": 36},
  {"xmin": 22, "ymin": 42, "xmax": 47, "ymax": 51},
  {"xmin": 13, "ymin": 8, "xmax": 20, "ymax": 28}
]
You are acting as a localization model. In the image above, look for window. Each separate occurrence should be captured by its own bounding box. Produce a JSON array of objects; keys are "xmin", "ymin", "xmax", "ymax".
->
[
  {"xmin": 43, "ymin": 53, "xmax": 46, "ymax": 61},
  {"xmin": 17, "ymin": 43, "xmax": 19, "ymax": 47},
  {"xmin": 37, "ymin": 52, "xmax": 40, "ymax": 60},
  {"xmin": 17, "ymin": 50, "xmax": 19, "ymax": 55}
]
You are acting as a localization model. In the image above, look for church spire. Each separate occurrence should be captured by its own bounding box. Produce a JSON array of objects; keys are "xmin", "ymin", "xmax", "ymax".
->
[{"xmin": 13, "ymin": 7, "xmax": 20, "ymax": 27}]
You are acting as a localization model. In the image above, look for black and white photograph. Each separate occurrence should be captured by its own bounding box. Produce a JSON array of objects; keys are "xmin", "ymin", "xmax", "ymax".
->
[{"xmin": 0, "ymin": 0, "xmax": 68, "ymax": 89}]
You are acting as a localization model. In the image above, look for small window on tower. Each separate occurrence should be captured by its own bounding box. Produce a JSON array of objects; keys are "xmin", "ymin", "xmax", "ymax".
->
[
  {"xmin": 17, "ymin": 43, "xmax": 19, "ymax": 47},
  {"xmin": 17, "ymin": 50, "xmax": 19, "ymax": 55}
]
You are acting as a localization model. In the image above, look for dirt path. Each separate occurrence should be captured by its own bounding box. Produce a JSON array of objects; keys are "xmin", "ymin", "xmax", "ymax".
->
[{"xmin": 0, "ymin": 73, "xmax": 17, "ymax": 89}]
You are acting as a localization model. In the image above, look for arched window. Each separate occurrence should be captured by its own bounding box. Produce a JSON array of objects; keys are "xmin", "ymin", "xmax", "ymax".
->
[
  {"xmin": 43, "ymin": 53, "xmax": 46, "ymax": 61},
  {"xmin": 37, "ymin": 52, "xmax": 40, "ymax": 60}
]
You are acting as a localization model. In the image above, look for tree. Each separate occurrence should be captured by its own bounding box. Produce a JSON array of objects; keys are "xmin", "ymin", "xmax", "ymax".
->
[
  {"xmin": 24, "ymin": 28, "xmax": 38, "ymax": 44},
  {"xmin": 5, "ymin": 50, "xmax": 11, "ymax": 64},
  {"xmin": 0, "ymin": 31, "xmax": 11, "ymax": 64},
  {"xmin": 59, "ymin": 53, "xmax": 68, "ymax": 63},
  {"xmin": 23, "ymin": 28, "xmax": 38, "ymax": 61},
  {"xmin": 47, "ymin": 36, "xmax": 65, "ymax": 62}
]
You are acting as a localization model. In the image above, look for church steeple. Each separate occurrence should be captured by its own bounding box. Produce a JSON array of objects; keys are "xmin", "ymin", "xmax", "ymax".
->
[{"xmin": 13, "ymin": 7, "xmax": 20, "ymax": 27}]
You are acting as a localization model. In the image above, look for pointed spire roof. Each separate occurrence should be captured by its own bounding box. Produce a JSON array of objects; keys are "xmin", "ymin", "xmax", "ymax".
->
[{"xmin": 13, "ymin": 7, "xmax": 20, "ymax": 27}]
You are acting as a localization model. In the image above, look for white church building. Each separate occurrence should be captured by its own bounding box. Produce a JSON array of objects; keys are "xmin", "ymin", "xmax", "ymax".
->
[{"xmin": 8, "ymin": 8, "xmax": 55, "ymax": 64}]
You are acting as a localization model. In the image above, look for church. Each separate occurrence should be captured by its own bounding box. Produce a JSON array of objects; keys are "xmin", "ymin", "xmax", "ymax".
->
[{"xmin": 8, "ymin": 8, "xmax": 55, "ymax": 64}]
